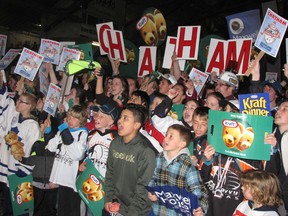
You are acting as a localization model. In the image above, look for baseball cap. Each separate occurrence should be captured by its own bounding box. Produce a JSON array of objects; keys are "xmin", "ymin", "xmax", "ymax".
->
[
  {"xmin": 218, "ymin": 71, "xmax": 239, "ymax": 89},
  {"xmin": 262, "ymin": 80, "xmax": 283, "ymax": 94},
  {"xmin": 92, "ymin": 100, "xmax": 121, "ymax": 122},
  {"xmin": 161, "ymin": 74, "xmax": 177, "ymax": 86}
]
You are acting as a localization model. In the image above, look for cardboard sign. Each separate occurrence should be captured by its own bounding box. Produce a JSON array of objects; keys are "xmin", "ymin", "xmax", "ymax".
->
[
  {"xmin": 188, "ymin": 68, "xmax": 209, "ymax": 95},
  {"xmin": 39, "ymin": 39, "xmax": 60, "ymax": 65},
  {"xmin": 76, "ymin": 158, "xmax": 105, "ymax": 216},
  {"xmin": 162, "ymin": 36, "xmax": 186, "ymax": 71},
  {"xmin": 105, "ymin": 29, "xmax": 127, "ymax": 63},
  {"xmin": 68, "ymin": 43, "xmax": 93, "ymax": 61},
  {"xmin": 208, "ymin": 110, "xmax": 273, "ymax": 160},
  {"xmin": 0, "ymin": 34, "xmax": 7, "ymax": 57},
  {"xmin": 14, "ymin": 48, "xmax": 44, "ymax": 81},
  {"xmin": 43, "ymin": 83, "xmax": 61, "ymax": 117},
  {"xmin": 254, "ymin": 8, "xmax": 288, "ymax": 58},
  {"xmin": 239, "ymin": 93, "xmax": 271, "ymax": 116},
  {"xmin": 145, "ymin": 185, "xmax": 198, "ymax": 216},
  {"xmin": 138, "ymin": 46, "xmax": 157, "ymax": 77},
  {"xmin": 0, "ymin": 49, "xmax": 21, "ymax": 70},
  {"xmin": 175, "ymin": 26, "xmax": 201, "ymax": 60},
  {"xmin": 226, "ymin": 9, "xmax": 261, "ymax": 43},
  {"xmin": 96, "ymin": 22, "xmax": 114, "ymax": 55},
  {"xmin": 8, "ymin": 174, "xmax": 34, "ymax": 216},
  {"xmin": 205, "ymin": 38, "xmax": 252, "ymax": 75}
]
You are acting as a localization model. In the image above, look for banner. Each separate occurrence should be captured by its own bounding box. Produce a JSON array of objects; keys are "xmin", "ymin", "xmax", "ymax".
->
[
  {"xmin": 226, "ymin": 9, "xmax": 261, "ymax": 43},
  {"xmin": 208, "ymin": 110, "xmax": 273, "ymax": 160}
]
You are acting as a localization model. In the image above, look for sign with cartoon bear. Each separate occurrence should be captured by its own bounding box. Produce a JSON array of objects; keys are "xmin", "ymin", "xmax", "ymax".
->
[
  {"xmin": 76, "ymin": 158, "xmax": 105, "ymax": 216},
  {"xmin": 254, "ymin": 8, "xmax": 288, "ymax": 58},
  {"xmin": 39, "ymin": 39, "xmax": 61, "ymax": 65},
  {"xmin": 208, "ymin": 110, "xmax": 273, "ymax": 160},
  {"xmin": 7, "ymin": 174, "xmax": 34, "ymax": 216}
]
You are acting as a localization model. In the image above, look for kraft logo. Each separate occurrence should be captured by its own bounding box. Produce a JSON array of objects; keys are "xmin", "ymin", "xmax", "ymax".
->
[
  {"xmin": 222, "ymin": 120, "xmax": 238, "ymax": 128},
  {"xmin": 90, "ymin": 174, "xmax": 100, "ymax": 185}
]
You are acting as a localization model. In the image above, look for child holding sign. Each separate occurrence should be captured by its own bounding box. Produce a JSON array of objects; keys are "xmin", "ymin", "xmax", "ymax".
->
[{"xmin": 148, "ymin": 124, "xmax": 208, "ymax": 216}]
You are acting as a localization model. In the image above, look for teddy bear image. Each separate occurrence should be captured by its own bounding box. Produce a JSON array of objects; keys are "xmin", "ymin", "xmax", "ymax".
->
[
  {"xmin": 82, "ymin": 175, "xmax": 105, "ymax": 202},
  {"xmin": 16, "ymin": 188, "xmax": 34, "ymax": 203},
  {"xmin": 125, "ymin": 48, "xmax": 135, "ymax": 63},
  {"xmin": 18, "ymin": 182, "xmax": 33, "ymax": 191},
  {"xmin": 222, "ymin": 123, "xmax": 244, "ymax": 148},
  {"xmin": 236, "ymin": 127, "xmax": 254, "ymax": 151},
  {"xmin": 4, "ymin": 131, "xmax": 25, "ymax": 161},
  {"xmin": 153, "ymin": 9, "xmax": 167, "ymax": 41},
  {"xmin": 138, "ymin": 14, "xmax": 158, "ymax": 46}
]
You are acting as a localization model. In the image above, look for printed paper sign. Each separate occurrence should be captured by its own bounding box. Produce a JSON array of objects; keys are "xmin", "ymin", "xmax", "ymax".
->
[
  {"xmin": 162, "ymin": 36, "xmax": 186, "ymax": 70},
  {"xmin": 14, "ymin": 48, "xmax": 44, "ymax": 81},
  {"xmin": 76, "ymin": 158, "xmax": 105, "ymax": 216},
  {"xmin": 39, "ymin": 39, "xmax": 60, "ymax": 64},
  {"xmin": 188, "ymin": 68, "xmax": 209, "ymax": 95},
  {"xmin": 69, "ymin": 43, "xmax": 93, "ymax": 61},
  {"xmin": 0, "ymin": 49, "xmax": 21, "ymax": 70},
  {"xmin": 39, "ymin": 63, "xmax": 50, "ymax": 96},
  {"xmin": 254, "ymin": 8, "xmax": 288, "ymax": 57},
  {"xmin": 145, "ymin": 185, "xmax": 198, "ymax": 216},
  {"xmin": 43, "ymin": 83, "xmax": 61, "ymax": 117},
  {"xmin": 208, "ymin": 110, "xmax": 273, "ymax": 160},
  {"xmin": 205, "ymin": 38, "xmax": 252, "ymax": 75},
  {"xmin": 57, "ymin": 47, "xmax": 81, "ymax": 71},
  {"xmin": 0, "ymin": 34, "xmax": 7, "ymax": 57},
  {"xmin": 239, "ymin": 93, "xmax": 271, "ymax": 116}
]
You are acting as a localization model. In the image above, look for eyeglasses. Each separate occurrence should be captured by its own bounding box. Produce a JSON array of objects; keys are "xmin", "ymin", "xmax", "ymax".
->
[{"xmin": 17, "ymin": 99, "xmax": 30, "ymax": 105}]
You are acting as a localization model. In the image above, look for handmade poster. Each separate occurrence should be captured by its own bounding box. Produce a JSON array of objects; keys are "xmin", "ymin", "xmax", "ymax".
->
[
  {"xmin": 265, "ymin": 72, "xmax": 277, "ymax": 82},
  {"xmin": 145, "ymin": 185, "xmax": 198, "ymax": 216},
  {"xmin": 0, "ymin": 49, "xmax": 21, "ymax": 70},
  {"xmin": 14, "ymin": 48, "xmax": 44, "ymax": 81},
  {"xmin": 57, "ymin": 47, "xmax": 81, "ymax": 71},
  {"xmin": 96, "ymin": 22, "xmax": 114, "ymax": 55},
  {"xmin": 188, "ymin": 67, "xmax": 209, "ymax": 95},
  {"xmin": 43, "ymin": 83, "xmax": 61, "ymax": 117},
  {"xmin": 7, "ymin": 174, "xmax": 34, "ymax": 216},
  {"xmin": 138, "ymin": 46, "xmax": 157, "ymax": 77},
  {"xmin": 76, "ymin": 158, "xmax": 105, "ymax": 216},
  {"xmin": 226, "ymin": 9, "xmax": 261, "ymax": 42},
  {"xmin": 208, "ymin": 110, "xmax": 273, "ymax": 160},
  {"xmin": 254, "ymin": 8, "xmax": 288, "ymax": 58},
  {"xmin": 69, "ymin": 43, "xmax": 93, "ymax": 61},
  {"xmin": 162, "ymin": 36, "xmax": 186, "ymax": 71},
  {"xmin": 39, "ymin": 39, "xmax": 60, "ymax": 64},
  {"xmin": 239, "ymin": 93, "xmax": 271, "ymax": 116},
  {"xmin": 0, "ymin": 34, "xmax": 7, "ymax": 57}
]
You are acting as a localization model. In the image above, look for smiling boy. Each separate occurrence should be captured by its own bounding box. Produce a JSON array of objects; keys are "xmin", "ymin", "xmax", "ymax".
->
[{"xmin": 104, "ymin": 104, "xmax": 157, "ymax": 216}]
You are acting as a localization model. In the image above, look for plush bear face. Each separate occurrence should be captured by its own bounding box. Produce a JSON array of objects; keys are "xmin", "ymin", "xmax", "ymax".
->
[
  {"xmin": 222, "ymin": 123, "xmax": 244, "ymax": 148},
  {"xmin": 87, "ymin": 190, "xmax": 104, "ymax": 201},
  {"xmin": 4, "ymin": 131, "xmax": 19, "ymax": 145},
  {"xmin": 236, "ymin": 127, "xmax": 254, "ymax": 151},
  {"xmin": 140, "ymin": 14, "xmax": 158, "ymax": 46},
  {"xmin": 153, "ymin": 9, "xmax": 167, "ymax": 40},
  {"xmin": 125, "ymin": 48, "xmax": 135, "ymax": 63},
  {"xmin": 82, "ymin": 177, "xmax": 101, "ymax": 194}
]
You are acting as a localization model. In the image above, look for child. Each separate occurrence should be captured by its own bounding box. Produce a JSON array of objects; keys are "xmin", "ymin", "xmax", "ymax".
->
[
  {"xmin": 21, "ymin": 112, "xmax": 57, "ymax": 216},
  {"xmin": 233, "ymin": 170, "xmax": 282, "ymax": 216},
  {"xmin": 148, "ymin": 124, "xmax": 208, "ymax": 215},
  {"xmin": 46, "ymin": 105, "xmax": 88, "ymax": 216},
  {"xmin": 104, "ymin": 104, "xmax": 157, "ymax": 215}
]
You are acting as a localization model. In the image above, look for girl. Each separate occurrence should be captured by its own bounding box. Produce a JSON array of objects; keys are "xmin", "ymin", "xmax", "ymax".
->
[
  {"xmin": 110, "ymin": 75, "xmax": 129, "ymax": 106},
  {"xmin": 205, "ymin": 92, "xmax": 225, "ymax": 110},
  {"xmin": 46, "ymin": 105, "xmax": 88, "ymax": 216},
  {"xmin": 233, "ymin": 170, "xmax": 283, "ymax": 216}
]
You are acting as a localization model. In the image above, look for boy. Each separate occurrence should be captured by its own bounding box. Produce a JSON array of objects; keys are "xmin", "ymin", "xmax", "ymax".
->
[
  {"xmin": 148, "ymin": 124, "xmax": 208, "ymax": 215},
  {"xmin": 104, "ymin": 104, "xmax": 157, "ymax": 216}
]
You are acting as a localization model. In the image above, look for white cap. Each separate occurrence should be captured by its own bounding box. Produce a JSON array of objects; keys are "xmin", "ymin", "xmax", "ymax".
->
[
  {"xmin": 219, "ymin": 71, "xmax": 238, "ymax": 89},
  {"xmin": 161, "ymin": 74, "xmax": 177, "ymax": 86}
]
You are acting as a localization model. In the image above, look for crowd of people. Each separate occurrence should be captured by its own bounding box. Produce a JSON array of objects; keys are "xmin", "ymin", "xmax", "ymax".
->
[{"xmin": 0, "ymin": 52, "xmax": 288, "ymax": 216}]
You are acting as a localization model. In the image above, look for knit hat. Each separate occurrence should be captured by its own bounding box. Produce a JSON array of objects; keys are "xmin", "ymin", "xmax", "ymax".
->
[{"xmin": 262, "ymin": 80, "xmax": 283, "ymax": 94}]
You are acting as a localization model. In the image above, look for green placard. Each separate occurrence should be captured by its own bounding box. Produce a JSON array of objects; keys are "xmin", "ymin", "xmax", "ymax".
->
[
  {"xmin": 76, "ymin": 158, "xmax": 105, "ymax": 216},
  {"xmin": 208, "ymin": 110, "xmax": 273, "ymax": 160},
  {"xmin": 8, "ymin": 174, "xmax": 34, "ymax": 216}
]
